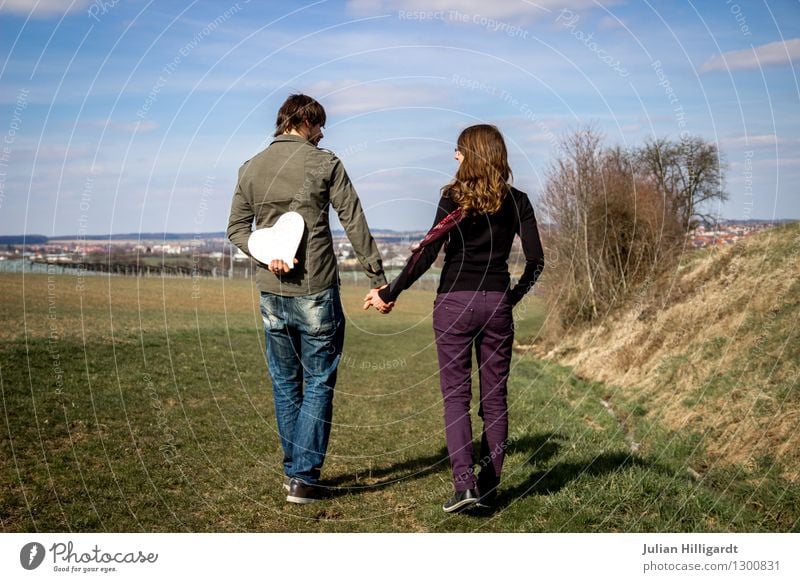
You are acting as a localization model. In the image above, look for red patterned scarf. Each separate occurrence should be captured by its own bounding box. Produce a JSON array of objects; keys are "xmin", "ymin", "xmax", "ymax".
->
[{"xmin": 406, "ymin": 207, "xmax": 465, "ymax": 271}]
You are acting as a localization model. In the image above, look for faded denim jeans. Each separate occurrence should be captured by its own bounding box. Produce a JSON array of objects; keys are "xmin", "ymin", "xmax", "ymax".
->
[{"xmin": 260, "ymin": 286, "xmax": 345, "ymax": 484}]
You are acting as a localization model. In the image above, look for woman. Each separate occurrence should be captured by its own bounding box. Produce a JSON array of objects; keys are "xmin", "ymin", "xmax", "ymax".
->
[{"xmin": 364, "ymin": 124, "xmax": 545, "ymax": 512}]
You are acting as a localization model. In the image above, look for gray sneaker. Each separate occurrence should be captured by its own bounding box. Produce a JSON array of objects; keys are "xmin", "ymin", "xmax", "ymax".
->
[
  {"xmin": 286, "ymin": 478, "xmax": 320, "ymax": 504},
  {"xmin": 442, "ymin": 488, "xmax": 479, "ymax": 513}
]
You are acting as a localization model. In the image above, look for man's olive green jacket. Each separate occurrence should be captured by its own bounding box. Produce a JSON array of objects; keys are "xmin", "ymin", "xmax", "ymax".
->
[{"xmin": 227, "ymin": 134, "xmax": 387, "ymax": 296}]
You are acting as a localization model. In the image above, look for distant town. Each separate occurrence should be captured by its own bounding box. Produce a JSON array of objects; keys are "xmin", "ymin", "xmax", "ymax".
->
[
  {"xmin": 0, "ymin": 230, "xmax": 436, "ymax": 282},
  {"xmin": 0, "ymin": 219, "xmax": 793, "ymax": 281},
  {"xmin": 686, "ymin": 220, "xmax": 787, "ymax": 248}
]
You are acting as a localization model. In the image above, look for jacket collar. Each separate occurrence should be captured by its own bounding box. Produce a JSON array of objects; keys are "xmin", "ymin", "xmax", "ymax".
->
[{"xmin": 271, "ymin": 134, "xmax": 310, "ymax": 145}]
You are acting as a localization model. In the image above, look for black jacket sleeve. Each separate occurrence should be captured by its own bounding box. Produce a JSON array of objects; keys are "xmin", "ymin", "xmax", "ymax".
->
[{"xmin": 507, "ymin": 191, "xmax": 545, "ymax": 305}]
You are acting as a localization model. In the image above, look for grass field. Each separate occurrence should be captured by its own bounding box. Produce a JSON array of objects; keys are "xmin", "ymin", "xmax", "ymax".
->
[{"xmin": 1, "ymin": 272, "xmax": 797, "ymax": 532}]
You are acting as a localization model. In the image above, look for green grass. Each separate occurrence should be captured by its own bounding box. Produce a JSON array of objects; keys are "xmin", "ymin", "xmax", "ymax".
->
[{"xmin": 1, "ymin": 273, "xmax": 797, "ymax": 532}]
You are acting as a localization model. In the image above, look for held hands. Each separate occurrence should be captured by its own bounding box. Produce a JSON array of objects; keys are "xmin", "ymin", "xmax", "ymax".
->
[{"xmin": 363, "ymin": 285, "xmax": 395, "ymax": 314}]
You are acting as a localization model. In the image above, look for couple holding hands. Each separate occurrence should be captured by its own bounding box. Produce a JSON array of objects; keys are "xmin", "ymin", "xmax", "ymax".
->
[{"xmin": 227, "ymin": 94, "xmax": 544, "ymax": 513}]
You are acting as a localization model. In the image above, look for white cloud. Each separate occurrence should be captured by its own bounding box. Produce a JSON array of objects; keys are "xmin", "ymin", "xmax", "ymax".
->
[
  {"xmin": 701, "ymin": 38, "xmax": 800, "ymax": 73},
  {"xmin": 620, "ymin": 123, "xmax": 642, "ymax": 133},
  {"xmin": 777, "ymin": 157, "xmax": 800, "ymax": 168},
  {"xmin": 1, "ymin": 0, "xmax": 90, "ymax": 18},
  {"xmin": 719, "ymin": 134, "xmax": 800, "ymax": 149},
  {"xmin": 598, "ymin": 15, "xmax": 626, "ymax": 30},
  {"xmin": 346, "ymin": 0, "xmax": 385, "ymax": 17},
  {"xmin": 347, "ymin": 0, "xmax": 611, "ymax": 20},
  {"xmin": 87, "ymin": 120, "xmax": 160, "ymax": 133},
  {"xmin": 18, "ymin": 144, "xmax": 92, "ymax": 161},
  {"xmin": 304, "ymin": 79, "xmax": 447, "ymax": 116},
  {"xmin": 744, "ymin": 157, "xmax": 800, "ymax": 169}
]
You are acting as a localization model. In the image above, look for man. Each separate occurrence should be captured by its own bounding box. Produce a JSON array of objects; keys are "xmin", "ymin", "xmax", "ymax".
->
[{"xmin": 227, "ymin": 94, "xmax": 387, "ymax": 504}]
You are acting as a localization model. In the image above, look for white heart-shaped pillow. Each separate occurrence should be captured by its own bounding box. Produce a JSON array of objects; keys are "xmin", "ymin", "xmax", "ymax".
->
[{"xmin": 247, "ymin": 211, "xmax": 304, "ymax": 269}]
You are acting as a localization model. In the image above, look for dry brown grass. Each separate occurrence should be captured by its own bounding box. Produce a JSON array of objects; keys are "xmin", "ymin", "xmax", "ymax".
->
[{"xmin": 535, "ymin": 224, "xmax": 800, "ymax": 480}]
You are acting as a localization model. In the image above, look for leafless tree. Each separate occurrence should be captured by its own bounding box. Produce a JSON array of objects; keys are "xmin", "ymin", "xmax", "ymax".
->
[
  {"xmin": 539, "ymin": 127, "xmax": 685, "ymax": 325},
  {"xmin": 637, "ymin": 136, "xmax": 727, "ymax": 231}
]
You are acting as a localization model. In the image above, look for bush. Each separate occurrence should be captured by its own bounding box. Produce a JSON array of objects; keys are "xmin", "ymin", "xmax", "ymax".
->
[{"xmin": 537, "ymin": 128, "xmax": 718, "ymax": 326}]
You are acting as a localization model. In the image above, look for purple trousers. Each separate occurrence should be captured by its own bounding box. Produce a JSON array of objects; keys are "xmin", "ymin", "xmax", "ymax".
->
[{"xmin": 432, "ymin": 290, "xmax": 514, "ymax": 492}]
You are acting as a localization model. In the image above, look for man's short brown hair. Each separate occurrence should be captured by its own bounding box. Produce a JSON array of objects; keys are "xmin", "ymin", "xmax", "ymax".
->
[{"xmin": 274, "ymin": 94, "xmax": 326, "ymax": 137}]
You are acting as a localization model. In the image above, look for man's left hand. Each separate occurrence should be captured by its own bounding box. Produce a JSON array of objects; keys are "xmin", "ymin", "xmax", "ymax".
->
[{"xmin": 269, "ymin": 258, "xmax": 298, "ymax": 274}]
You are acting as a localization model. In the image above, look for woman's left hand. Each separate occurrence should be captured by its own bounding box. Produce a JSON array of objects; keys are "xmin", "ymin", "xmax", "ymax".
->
[{"xmin": 363, "ymin": 286, "xmax": 395, "ymax": 314}]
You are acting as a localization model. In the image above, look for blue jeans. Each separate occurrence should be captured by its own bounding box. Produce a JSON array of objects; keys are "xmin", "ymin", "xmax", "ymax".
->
[{"xmin": 260, "ymin": 286, "xmax": 345, "ymax": 484}]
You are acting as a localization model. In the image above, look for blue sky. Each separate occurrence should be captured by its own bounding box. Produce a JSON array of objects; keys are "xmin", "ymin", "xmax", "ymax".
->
[{"xmin": 1, "ymin": 0, "xmax": 798, "ymax": 236}]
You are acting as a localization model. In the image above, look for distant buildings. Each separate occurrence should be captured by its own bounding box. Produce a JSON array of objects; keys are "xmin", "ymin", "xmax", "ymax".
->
[
  {"xmin": 688, "ymin": 222, "xmax": 775, "ymax": 248},
  {"xmin": 1, "ymin": 221, "xmax": 794, "ymax": 277}
]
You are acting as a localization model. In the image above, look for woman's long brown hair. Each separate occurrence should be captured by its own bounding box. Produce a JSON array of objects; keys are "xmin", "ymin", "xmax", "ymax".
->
[{"xmin": 443, "ymin": 124, "xmax": 512, "ymax": 215}]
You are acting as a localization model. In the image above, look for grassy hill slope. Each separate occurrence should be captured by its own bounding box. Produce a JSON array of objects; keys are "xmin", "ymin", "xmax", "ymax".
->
[{"xmin": 537, "ymin": 222, "xmax": 799, "ymax": 481}]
